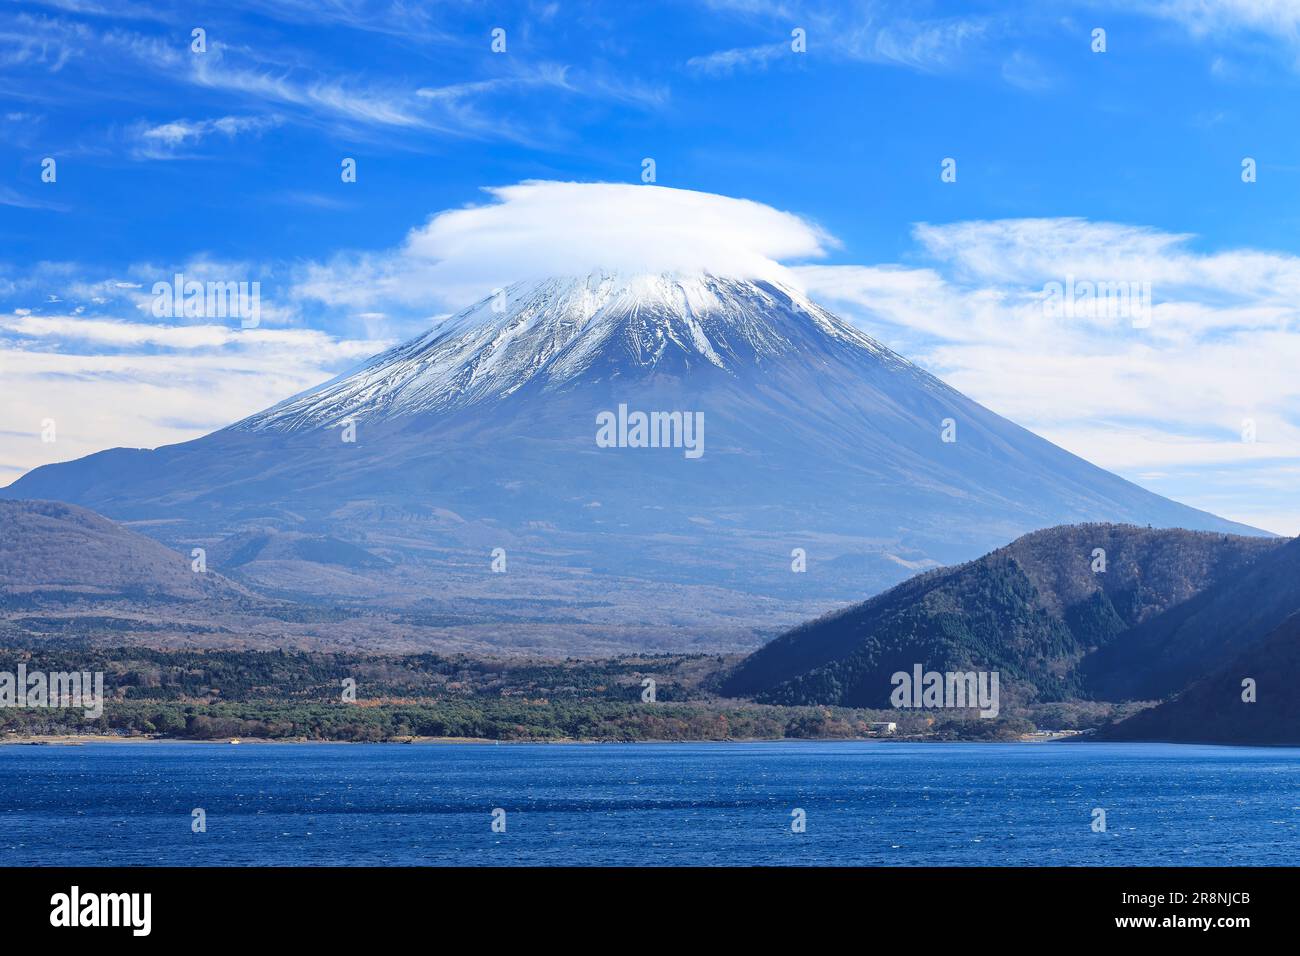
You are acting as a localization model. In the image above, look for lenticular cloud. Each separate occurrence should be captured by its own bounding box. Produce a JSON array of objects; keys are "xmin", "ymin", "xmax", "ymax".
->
[
  {"xmin": 295, "ymin": 181, "xmax": 838, "ymax": 313},
  {"xmin": 408, "ymin": 181, "xmax": 834, "ymax": 282}
]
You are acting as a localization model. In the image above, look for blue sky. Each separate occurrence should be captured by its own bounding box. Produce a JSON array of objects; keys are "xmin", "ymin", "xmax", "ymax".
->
[{"xmin": 3, "ymin": 0, "xmax": 1300, "ymax": 533}]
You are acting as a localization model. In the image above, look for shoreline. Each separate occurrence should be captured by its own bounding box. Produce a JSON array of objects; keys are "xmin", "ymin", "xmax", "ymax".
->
[
  {"xmin": 4, "ymin": 732, "xmax": 1269, "ymax": 748},
  {"xmin": 1, "ymin": 732, "xmax": 999, "ymax": 746}
]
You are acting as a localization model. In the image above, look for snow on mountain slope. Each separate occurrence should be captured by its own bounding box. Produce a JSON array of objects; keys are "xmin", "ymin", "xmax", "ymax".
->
[{"xmin": 233, "ymin": 272, "xmax": 905, "ymax": 432}]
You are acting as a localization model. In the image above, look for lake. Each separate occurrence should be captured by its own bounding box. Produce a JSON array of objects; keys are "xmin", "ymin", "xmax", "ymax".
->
[{"xmin": 1, "ymin": 741, "xmax": 1296, "ymax": 866}]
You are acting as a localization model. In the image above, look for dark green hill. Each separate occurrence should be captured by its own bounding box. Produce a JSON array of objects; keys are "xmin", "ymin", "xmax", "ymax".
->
[
  {"xmin": 722, "ymin": 524, "xmax": 1282, "ymax": 707},
  {"xmin": 1100, "ymin": 612, "xmax": 1300, "ymax": 745},
  {"xmin": 1082, "ymin": 535, "xmax": 1300, "ymax": 700}
]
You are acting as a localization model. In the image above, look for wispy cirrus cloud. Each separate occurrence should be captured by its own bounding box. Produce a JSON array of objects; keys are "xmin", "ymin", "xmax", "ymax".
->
[
  {"xmin": 999, "ymin": 49, "xmax": 1055, "ymax": 91},
  {"xmin": 688, "ymin": 0, "xmax": 1300, "ymax": 83},
  {"xmin": 234, "ymin": 0, "xmax": 457, "ymax": 41},
  {"xmin": 4, "ymin": 16, "xmax": 443, "ymax": 135},
  {"xmin": 1148, "ymin": 0, "xmax": 1300, "ymax": 44},
  {"xmin": 0, "ymin": 12, "xmax": 89, "ymax": 72},
  {"xmin": 687, "ymin": 41, "xmax": 788, "ymax": 76},
  {"xmin": 2, "ymin": 6, "xmax": 667, "ymax": 148},
  {"xmin": 18, "ymin": 0, "xmax": 172, "ymax": 22},
  {"xmin": 127, "ymin": 114, "xmax": 282, "ymax": 159},
  {"xmin": 701, "ymin": 0, "xmax": 796, "ymax": 15},
  {"xmin": 0, "ymin": 186, "xmax": 68, "ymax": 211},
  {"xmin": 1104, "ymin": 0, "xmax": 1300, "ymax": 71},
  {"xmin": 180, "ymin": 45, "xmax": 435, "ymax": 132},
  {"xmin": 411, "ymin": 63, "xmax": 667, "ymax": 135},
  {"xmin": 686, "ymin": 2, "xmax": 990, "ymax": 76},
  {"xmin": 841, "ymin": 13, "xmax": 988, "ymax": 72}
]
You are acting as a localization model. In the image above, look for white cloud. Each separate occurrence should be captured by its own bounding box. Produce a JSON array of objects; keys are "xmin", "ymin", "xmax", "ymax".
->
[
  {"xmin": 234, "ymin": 0, "xmax": 454, "ymax": 40},
  {"xmin": 2, "ymin": 15, "xmax": 662, "ymax": 148},
  {"xmin": 846, "ymin": 15, "xmax": 987, "ymax": 72},
  {"xmin": 418, "ymin": 65, "xmax": 667, "ymax": 110},
  {"xmin": 0, "ymin": 314, "xmax": 384, "ymax": 481},
  {"xmin": 294, "ymin": 181, "xmax": 836, "ymax": 311},
  {"xmin": 911, "ymin": 218, "xmax": 1300, "ymax": 301},
  {"xmin": 1133, "ymin": 0, "xmax": 1300, "ymax": 72},
  {"xmin": 0, "ymin": 186, "xmax": 68, "ymax": 211},
  {"xmin": 999, "ymin": 50, "xmax": 1056, "ymax": 91},
  {"xmin": 0, "ymin": 251, "xmax": 386, "ymax": 482},
  {"xmin": 1, "ymin": 312, "xmax": 378, "ymax": 356},
  {"xmin": 799, "ymin": 216, "xmax": 1300, "ymax": 534},
  {"xmin": 0, "ymin": 12, "xmax": 88, "ymax": 72},
  {"xmin": 687, "ymin": 42, "xmax": 788, "ymax": 75},
  {"xmin": 1151, "ymin": 0, "xmax": 1300, "ymax": 44},
  {"xmin": 187, "ymin": 52, "xmax": 431, "ymax": 131},
  {"xmin": 688, "ymin": 3, "xmax": 990, "ymax": 76},
  {"xmin": 129, "ymin": 114, "xmax": 281, "ymax": 159}
]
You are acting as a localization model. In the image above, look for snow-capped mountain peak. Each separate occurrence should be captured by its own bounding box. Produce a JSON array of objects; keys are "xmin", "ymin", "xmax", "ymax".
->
[{"xmin": 233, "ymin": 271, "xmax": 895, "ymax": 433}]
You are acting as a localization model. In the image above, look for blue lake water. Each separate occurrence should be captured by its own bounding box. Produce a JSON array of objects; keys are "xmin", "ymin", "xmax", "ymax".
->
[{"xmin": 1, "ymin": 741, "xmax": 1296, "ymax": 866}]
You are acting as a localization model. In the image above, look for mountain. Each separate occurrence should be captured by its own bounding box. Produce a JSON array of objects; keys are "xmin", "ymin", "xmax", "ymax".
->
[
  {"xmin": 0, "ymin": 497, "xmax": 274, "ymax": 648},
  {"xmin": 0, "ymin": 272, "xmax": 1263, "ymax": 652},
  {"xmin": 0, "ymin": 498, "xmax": 600, "ymax": 655},
  {"xmin": 0, "ymin": 499, "xmax": 246, "ymax": 602},
  {"xmin": 1101, "ymin": 612, "xmax": 1300, "ymax": 745},
  {"xmin": 1083, "ymin": 534, "xmax": 1300, "ymax": 701},
  {"xmin": 722, "ymin": 524, "xmax": 1284, "ymax": 706}
]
